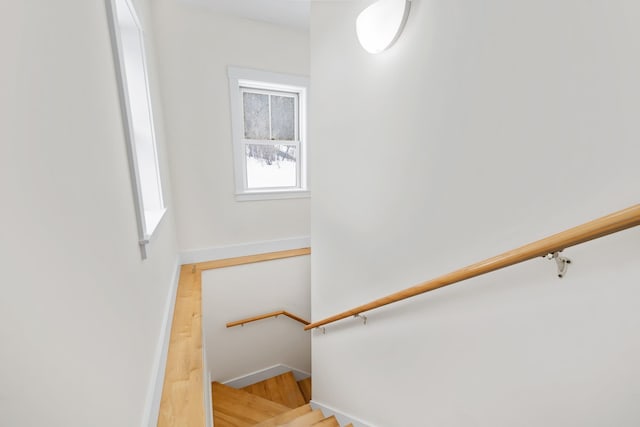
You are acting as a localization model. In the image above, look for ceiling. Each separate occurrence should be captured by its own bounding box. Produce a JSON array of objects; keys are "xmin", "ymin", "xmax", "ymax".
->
[{"xmin": 183, "ymin": 0, "xmax": 311, "ymax": 31}]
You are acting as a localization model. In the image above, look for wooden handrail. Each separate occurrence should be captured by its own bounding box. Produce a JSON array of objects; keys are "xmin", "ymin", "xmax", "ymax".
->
[
  {"xmin": 305, "ymin": 204, "xmax": 640, "ymax": 331},
  {"xmin": 227, "ymin": 310, "xmax": 310, "ymax": 328}
]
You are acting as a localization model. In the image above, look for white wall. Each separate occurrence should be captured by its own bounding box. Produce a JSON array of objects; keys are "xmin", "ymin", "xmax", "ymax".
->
[
  {"xmin": 310, "ymin": 1, "xmax": 640, "ymax": 426},
  {"xmin": 151, "ymin": 1, "xmax": 310, "ymax": 253},
  {"xmin": 202, "ymin": 256, "xmax": 311, "ymax": 381},
  {"xmin": 0, "ymin": 1, "xmax": 179, "ymax": 426}
]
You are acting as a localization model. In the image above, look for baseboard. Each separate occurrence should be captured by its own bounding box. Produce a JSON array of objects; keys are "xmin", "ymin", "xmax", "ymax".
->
[
  {"xmin": 222, "ymin": 364, "xmax": 311, "ymax": 389},
  {"xmin": 203, "ymin": 323, "xmax": 214, "ymax": 427},
  {"xmin": 205, "ymin": 371, "xmax": 213, "ymax": 427},
  {"xmin": 180, "ymin": 236, "xmax": 311, "ymax": 265},
  {"xmin": 310, "ymin": 400, "xmax": 375, "ymax": 427},
  {"xmin": 141, "ymin": 259, "xmax": 181, "ymax": 427}
]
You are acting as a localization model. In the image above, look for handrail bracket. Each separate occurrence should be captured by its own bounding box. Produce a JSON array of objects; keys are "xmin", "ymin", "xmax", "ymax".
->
[
  {"xmin": 354, "ymin": 313, "xmax": 367, "ymax": 325},
  {"xmin": 545, "ymin": 251, "xmax": 571, "ymax": 278}
]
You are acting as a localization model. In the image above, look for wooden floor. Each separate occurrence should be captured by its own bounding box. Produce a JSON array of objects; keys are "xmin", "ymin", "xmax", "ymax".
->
[{"xmin": 157, "ymin": 265, "xmax": 205, "ymax": 427}]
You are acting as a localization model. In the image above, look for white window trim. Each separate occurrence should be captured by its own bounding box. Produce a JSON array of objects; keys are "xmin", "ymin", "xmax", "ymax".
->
[
  {"xmin": 106, "ymin": 0, "xmax": 167, "ymax": 258},
  {"xmin": 228, "ymin": 67, "xmax": 310, "ymax": 201}
]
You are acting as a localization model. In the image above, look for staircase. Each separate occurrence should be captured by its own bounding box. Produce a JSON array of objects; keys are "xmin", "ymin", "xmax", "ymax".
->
[{"xmin": 212, "ymin": 372, "xmax": 353, "ymax": 427}]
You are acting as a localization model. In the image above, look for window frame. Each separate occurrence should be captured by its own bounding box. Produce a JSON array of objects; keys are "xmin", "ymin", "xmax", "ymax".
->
[
  {"xmin": 228, "ymin": 67, "xmax": 310, "ymax": 201},
  {"xmin": 106, "ymin": 0, "xmax": 167, "ymax": 258}
]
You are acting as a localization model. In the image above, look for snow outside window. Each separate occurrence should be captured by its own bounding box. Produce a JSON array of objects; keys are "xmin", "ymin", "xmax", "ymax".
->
[{"xmin": 228, "ymin": 67, "xmax": 309, "ymax": 201}]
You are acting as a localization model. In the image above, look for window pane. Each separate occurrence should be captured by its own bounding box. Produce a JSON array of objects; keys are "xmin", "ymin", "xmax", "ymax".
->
[
  {"xmin": 120, "ymin": 26, "xmax": 163, "ymax": 212},
  {"xmin": 113, "ymin": 0, "xmax": 165, "ymax": 242},
  {"xmin": 246, "ymin": 144, "xmax": 297, "ymax": 188},
  {"xmin": 270, "ymin": 95, "xmax": 295, "ymax": 141},
  {"xmin": 243, "ymin": 92, "xmax": 270, "ymax": 139}
]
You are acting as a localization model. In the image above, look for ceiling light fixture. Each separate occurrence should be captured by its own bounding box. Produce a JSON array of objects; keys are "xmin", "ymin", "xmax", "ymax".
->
[{"xmin": 356, "ymin": 0, "xmax": 411, "ymax": 54}]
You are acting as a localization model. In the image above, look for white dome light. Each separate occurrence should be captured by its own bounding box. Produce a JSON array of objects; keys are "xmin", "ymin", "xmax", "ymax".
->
[{"xmin": 356, "ymin": 0, "xmax": 411, "ymax": 54}]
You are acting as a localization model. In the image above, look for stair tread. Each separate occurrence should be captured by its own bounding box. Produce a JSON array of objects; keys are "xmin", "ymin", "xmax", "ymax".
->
[
  {"xmin": 312, "ymin": 415, "xmax": 340, "ymax": 426},
  {"xmin": 297, "ymin": 377, "xmax": 312, "ymax": 403},
  {"xmin": 242, "ymin": 371, "xmax": 307, "ymax": 409},
  {"xmin": 280, "ymin": 409, "xmax": 324, "ymax": 427},
  {"xmin": 253, "ymin": 404, "xmax": 313, "ymax": 427},
  {"xmin": 211, "ymin": 381, "xmax": 290, "ymax": 426}
]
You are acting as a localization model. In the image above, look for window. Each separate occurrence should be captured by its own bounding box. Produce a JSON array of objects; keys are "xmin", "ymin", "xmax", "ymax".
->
[
  {"xmin": 228, "ymin": 67, "xmax": 309, "ymax": 201},
  {"xmin": 106, "ymin": 0, "xmax": 166, "ymax": 258}
]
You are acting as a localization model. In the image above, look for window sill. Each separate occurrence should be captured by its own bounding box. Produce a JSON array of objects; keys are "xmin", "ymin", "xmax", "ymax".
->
[
  {"xmin": 142, "ymin": 207, "xmax": 167, "ymax": 243},
  {"xmin": 235, "ymin": 190, "xmax": 310, "ymax": 202}
]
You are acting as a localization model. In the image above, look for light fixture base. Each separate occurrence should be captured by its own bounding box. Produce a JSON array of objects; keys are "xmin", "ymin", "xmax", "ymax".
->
[{"xmin": 356, "ymin": 0, "xmax": 411, "ymax": 54}]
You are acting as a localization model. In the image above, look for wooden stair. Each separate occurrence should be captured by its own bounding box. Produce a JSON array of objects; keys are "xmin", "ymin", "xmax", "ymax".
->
[
  {"xmin": 253, "ymin": 404, "xmax": 313, "ymax": 427},
  {"xmin": 212, "ymin": 372, "xmax": 354, "ymax": 427},
  {"xmin": 297, "ymin": 377, "xmax": 312, "ymax": 404},
  {"xmin": 311, "ymin": 416, "xmax": 340, "ymax": 427},
  {"xmin": 242, "ymin": 372, "xmax": 307, "ymax": 409},
  {"xmin": 211, "ymin": 382, "xmax": 291, "ymax": 427}
]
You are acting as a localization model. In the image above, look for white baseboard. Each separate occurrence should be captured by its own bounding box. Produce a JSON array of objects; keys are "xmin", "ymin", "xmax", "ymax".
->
[
  {"xmin": 141, "ymin": 259, "xmax": 181, "ymax": 427},
  {"xmin": 222, "ymin": 364, "xmax": 311, "ymax": 389},
  {"xmin": 205, "ymin": 371, "xmax": 213, "ymax": 427},
  {"xmin": 180, "ymin": 236, "xmax": 311, "ymax": 265},
  {"xmin": 202, "ymin": 315, "xmax": 214, "ymax": 427},
  {"xmin": 310, "ymin": 400, "xmax": 375, "ymax": 427}
]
